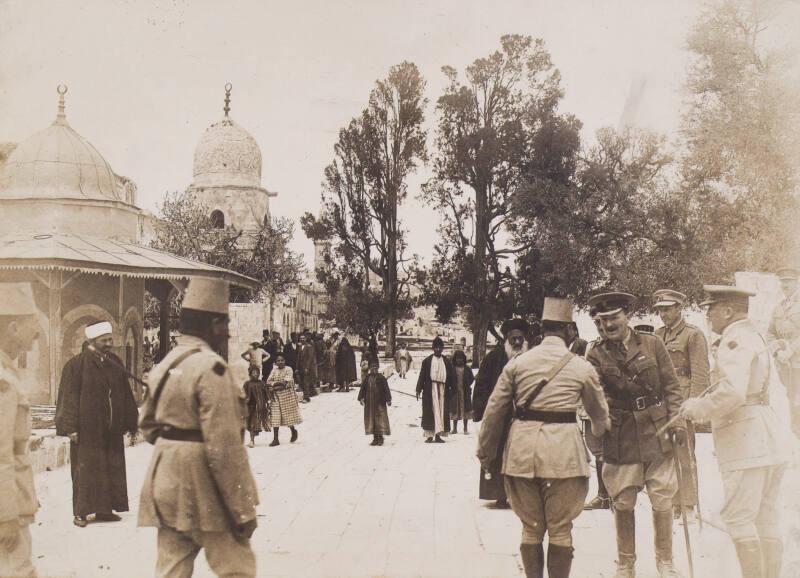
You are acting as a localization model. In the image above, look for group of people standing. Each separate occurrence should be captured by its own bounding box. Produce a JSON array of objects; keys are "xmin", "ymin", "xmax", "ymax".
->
[
  {"xmin": 475, "ymin": 281, "xmax": 792, "ymax": 578},
  {"xmin": 240, "ymin": 329, "xmax": 360, "ymax": 447}
]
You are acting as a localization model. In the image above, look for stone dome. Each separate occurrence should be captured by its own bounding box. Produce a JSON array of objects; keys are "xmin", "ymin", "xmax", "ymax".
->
[
  {"xmin": 0, "ymin": 89, "xmax": 125, "ymax": 203},
  {"xmin": 192, "ymin": 118, "xmax": 262, "ymax": 188}
]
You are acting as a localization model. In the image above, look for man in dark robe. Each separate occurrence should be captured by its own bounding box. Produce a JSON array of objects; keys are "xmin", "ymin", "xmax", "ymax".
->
[
  {"xmin": 283, "ymin": 332, "xmax": 298, "ymax": 370},
  {"xmin": 472, "ymin": 318, "xmax": 530, "ymax": 507},
  {"xmin": 416, "ymin": 337, "xmax": 455, "ymax": 443},
  {"xmin": 296, "ymin": 333, "xmax": 318, "ymax": 402},
  {"xmin": 336, "ymin": 337, "xmax": 358, "ymax": 392},
  {"xmin": 55, "ymin": 320, "xmax": 139, "ymax": 527}
]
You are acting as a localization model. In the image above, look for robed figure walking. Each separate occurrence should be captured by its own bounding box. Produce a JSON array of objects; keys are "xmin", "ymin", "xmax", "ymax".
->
[
  {"xmin": 416, "ymin": 337, "xmax": 455, "ymax": 443},
  {"xmin": 358, "ymin": 358, "xmax": 392, "ymax": 446},
  {"xmin": 55, "ymin": 321, "xmax": 139, "ymax": 527}
]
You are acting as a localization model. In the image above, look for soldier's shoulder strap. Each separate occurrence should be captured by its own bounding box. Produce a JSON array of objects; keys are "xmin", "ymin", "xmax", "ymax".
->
[
  {"xmin": 516, "ymin": 352, "xmax": 575, "ymax": 411},
  {"xmin": 149, "ymin": 348, "xmax": 203, "ymax": 411}
]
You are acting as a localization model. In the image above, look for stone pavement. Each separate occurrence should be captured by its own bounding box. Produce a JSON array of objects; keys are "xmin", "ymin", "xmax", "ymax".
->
[{"xmin": 29, "ymin": 369, "xmax": 800, "ymax": 578}]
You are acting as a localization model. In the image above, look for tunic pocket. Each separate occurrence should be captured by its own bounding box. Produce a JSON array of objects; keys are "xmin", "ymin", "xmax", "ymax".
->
[
  {"xmin": 646, "ymin": 402, "xmax": 671, "ymax": 455},
  {"xmin": 713, "ymin": 415, "xmax": 767, "ymax": 466}
]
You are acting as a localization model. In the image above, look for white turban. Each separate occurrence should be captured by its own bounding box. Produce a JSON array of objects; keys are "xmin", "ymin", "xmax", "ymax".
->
[{"xmin": 85, "ymin": 321, "xmax": 112, "ymax": 340}]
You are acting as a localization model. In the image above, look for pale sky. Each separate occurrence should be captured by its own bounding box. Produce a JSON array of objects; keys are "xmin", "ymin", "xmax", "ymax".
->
[{"xmin": 0, "ymin": 0, "xmax": 747, "ymax": 266}]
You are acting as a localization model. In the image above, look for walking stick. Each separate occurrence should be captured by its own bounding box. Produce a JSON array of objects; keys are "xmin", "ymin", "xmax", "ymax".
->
[
  {"xmin": 686, "ymin": 421, "xmax": 704, "ymax": 532},
  {"xmin": 671, "ymin": 432, "xmax": 695, "ymax": 578}
]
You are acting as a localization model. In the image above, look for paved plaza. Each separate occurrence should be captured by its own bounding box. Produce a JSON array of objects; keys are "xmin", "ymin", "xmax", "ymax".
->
[{"xmin": 29, "ymin": 370, "xmax": 800, "ymax": 578}]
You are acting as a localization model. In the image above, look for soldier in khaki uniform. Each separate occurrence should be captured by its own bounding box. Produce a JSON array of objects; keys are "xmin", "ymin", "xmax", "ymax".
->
[
  {"xmin": 653, "ymin": 289, "xmax": 709, "ymax": 520},
  {"xmin": 0, "ymin": 283, "xmax": 41, "ymax": 578},
  {"xmin": 139, "ymin": 277, "xmax": 259, "ymax": 578},
  {"xmin": 586, "ymin": 292, "xmax": 685, "ymax": 578},
  {"xmin": 766, "ymin": 266, "xmax": 800, "ymax": 437},
  {"xmin": 478, "ymin": 298, "xmax": 609, "ymax": 578},
  {"xmin": 681, "ymin": 285, "xmax": 788, "ymax": 578}
]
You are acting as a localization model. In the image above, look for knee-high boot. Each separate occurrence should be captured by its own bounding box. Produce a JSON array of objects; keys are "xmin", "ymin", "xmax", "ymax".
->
[
  {"xmin": 519, "ymin": 543, "xmax": 544, "ymax": 578},
  {"xmin": 614, "ymin": 509, "xmax": 636, "ymax": 578},
  {"xmin": 546, "ymin": 544, "xmax": 573, "ymax": 578},
  {"xmin": 761, "ymin": 539, "xmax": 782, "ymax": 578},
  {"xmin": 653, "ymin": 510, "xmax": 681, "ymax": 577},
  {"xmin": 734, "ymin": 540, "xmax": 763, "ymax": 578}
]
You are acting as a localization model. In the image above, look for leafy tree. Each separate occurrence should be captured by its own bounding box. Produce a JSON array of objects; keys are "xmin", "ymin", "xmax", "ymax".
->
[
  {"xmin": 151, "ymin": 190, "xmax": 305, "ymax": 308},
  {"xmin": 420, "ymin": 34, "xmax": 580, "ymax": 362},
  {"xmin": 309, "ymin": 61, "xmax": 427, "ymax": 355},
  {"xmin": 677, "ymin": 0, "xmax": 800, "ymax": 278},
  {"xmin": 510, "ymin": 126, "xmax": 675, "ymax": 311}
]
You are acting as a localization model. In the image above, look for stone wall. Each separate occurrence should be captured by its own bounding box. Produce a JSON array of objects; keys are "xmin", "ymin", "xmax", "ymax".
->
[{"xmin": 228, "ymin": 302, "xmax": 270, "ymax": 384}]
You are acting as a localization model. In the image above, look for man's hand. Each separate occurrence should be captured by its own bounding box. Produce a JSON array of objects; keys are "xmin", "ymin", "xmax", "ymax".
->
[
  {"xmin": 235, "ymin": 519, "xmax": 258, "ymax": 543},
  {"xmin": 387, "ymin": 402, "xmax": 391, "ymax": 407},
  {"xmin": 680, "ymin": 398, "xmax": 705, "ymax": 422},
  {"xmin": 777, "ymin": 346, "xmax": 793, "ymax": 364},
  {"xmin": 68, "ymin": 432, "xmax": 79, "ymax": 444},
  {"xmin": 359, "ymin": 400, "xmax": 364, "ymax": 406},
  {"xmin": 670, "ymin": 426, "xmax": 688, "ymax": 446},
  {"xmin": 0, "ymin": 519, "xmax": 19, "ymax": 552},
  {"xmin": 591, "ymin": 417, "xmax": 611, "ymax": 437}
]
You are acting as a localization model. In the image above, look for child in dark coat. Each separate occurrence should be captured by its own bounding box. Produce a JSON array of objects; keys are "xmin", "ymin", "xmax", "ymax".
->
[{"xmin": 358, "ymin": 358, "xmax": 392, "ymax": 446}]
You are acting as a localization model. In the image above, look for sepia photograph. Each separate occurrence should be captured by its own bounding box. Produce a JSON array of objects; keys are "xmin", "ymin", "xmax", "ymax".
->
[{"xmin": 1, "ymin": 0, "xmax": 800, "ymax": 576}]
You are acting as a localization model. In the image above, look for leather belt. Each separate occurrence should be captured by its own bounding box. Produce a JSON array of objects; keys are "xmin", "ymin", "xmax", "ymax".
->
[
  {"xmin": 515, "ymin": 409, "xmax": 577, "ymax": 423},
  {"xmin": 608, "ymin": 395, "xmax": 662, "ymax": 411},
  {"xmin": 159, "ymin": 427, "xmax": 204, "ymax": 442}
]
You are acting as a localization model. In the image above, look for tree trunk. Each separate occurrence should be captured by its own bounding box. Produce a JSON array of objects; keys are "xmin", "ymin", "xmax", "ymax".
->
[{"xmin": 471, "ymin": 181, "xmax": 491, "ymax": 365}]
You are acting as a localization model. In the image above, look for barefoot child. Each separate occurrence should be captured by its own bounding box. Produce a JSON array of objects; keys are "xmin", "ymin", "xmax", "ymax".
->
[{"xmin": 242, "ymin": 366, "xmax": 269, "ymax": 447}]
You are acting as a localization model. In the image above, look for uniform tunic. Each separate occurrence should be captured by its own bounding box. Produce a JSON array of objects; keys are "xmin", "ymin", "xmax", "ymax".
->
[
  {"xmin": 477, "ymin": 336, "xmax": 609, "ymax": 546},
  {"xmin": 138, "ymin": 335, "xmax": 259, "ymax": 533},
  {"xmin": 587, "ymin": 329, "xmax": 682, "ymax": 511},
  {"xmin": 767, "ymin": 290, "xmax": 800, "ymax": 433},
  {"xmin": 684, "ymin": 319, "xmax": 788, "ymax": 541},
  {"xmin": 0, "ymin": 353, "xmax": 38, "ymax": 578},
  {"xmin": 655, "ymin": 319, "xmax": 709, "ymax": 507}
]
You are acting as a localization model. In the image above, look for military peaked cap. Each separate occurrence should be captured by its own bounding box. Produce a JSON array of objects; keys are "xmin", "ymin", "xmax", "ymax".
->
[
  {"xmin": 587, "ymin": 292, "xmax": 635, "ymax": 318},
  {"xmin": 699, "ymin": 285, "xmax": 755, "ymax": 307},
  {"xmin": 653, "ymin": 289, "xmax": 687, "ymax": 308}
]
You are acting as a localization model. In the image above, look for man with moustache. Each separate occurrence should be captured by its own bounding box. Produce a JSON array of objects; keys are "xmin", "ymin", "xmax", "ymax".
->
[
  {"xmin": 681, "ymin": 285, "xmax": 788, "ymax": 578},
  {"xmin": 767, "ymin": 266, "xmax": 800, "ymax": 437},
  {"xmin": 653, "ymin": 289, "xmax": 709, "ymax": 521},
  {"xmin": 55, "ymin": 320, "xmax": 139, "ymax": 528},
  {"xmin": 472, "ymin": 318, "xmax": 531, "ymax": 507},
  {"xmin": 586, "ymin": 292, "xmax": 685, "ymax": 578},
  {"xmin": 0, "ymin": 283, "xmax": 41, "ymax": 578}
]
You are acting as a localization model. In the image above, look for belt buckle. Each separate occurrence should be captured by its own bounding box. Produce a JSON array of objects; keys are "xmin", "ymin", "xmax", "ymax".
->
[{"xmin": 635, "ymin": 396, "xmax": 647, "ymax": 411}]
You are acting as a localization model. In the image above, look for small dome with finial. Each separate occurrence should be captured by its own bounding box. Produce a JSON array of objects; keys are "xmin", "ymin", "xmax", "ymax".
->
[
  {"xmin": 192, "ymin": 83, "xmax": 262, "ymax": 189},
  {"xmin": 0, "ymin": 85, "xmax": 127, "ymax": 203}
]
